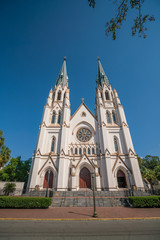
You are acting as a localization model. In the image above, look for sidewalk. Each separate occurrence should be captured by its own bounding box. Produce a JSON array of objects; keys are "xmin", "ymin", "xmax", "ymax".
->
[{"xmin": 0, "ymin": 207, "xmax": 160, "ymax": 220}]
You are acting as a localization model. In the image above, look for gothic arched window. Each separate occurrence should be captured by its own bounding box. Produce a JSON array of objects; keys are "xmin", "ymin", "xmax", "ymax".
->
[
  {"xmin": 79, "ymin": 148, "xmax": 82, "ymax": 155},
  {"xmin": 114, "ymin": 137, "xmax": 119, "ymax": 152},
  {"xmin": 51, "ymin": 111, "xmax": 56, "ymax": 124},
  {"xmin": 106, "ymin": 111, "xmax": 111, "ymax": 124},
  {"xmin": 105, "ymin": 91, "xmax": 110, "ymax": 100},
  {"xmin": 88, "ymin": 148, "xmax": 90, "ymax": 155},
  {"xmin": 51, "ymin": 137, "xmax": 56, "ymax": 152},
  {"xmin": 57, "ymin": 111, "xmax": 61, "ymax": 124},
  {"xmin": 112, "ymin": 111, "xmax": 117, "ymax": 124},
  {"xmin": 92, "ymin": 147, "xmax": 95, "ymax": 155},
  {"xmin": 75, "ymin": 148, "xmax": 78, "ymax": 155},
  {"xmin": 57, "ymin": 91, "xmax": 61, "ymax": 100}
]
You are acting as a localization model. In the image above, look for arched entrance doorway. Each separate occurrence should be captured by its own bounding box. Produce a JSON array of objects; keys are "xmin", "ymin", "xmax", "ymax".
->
[
  {"xmin": 117, "ymin": 170, "xmax": 127, "ymax": 188},
  {"xmin": 79, "ymin": 167, "xmax": 91, "ymax": 189},
  {"xmin": 43, "ymin": 170, "xmax": 53, "ymax": 188}
]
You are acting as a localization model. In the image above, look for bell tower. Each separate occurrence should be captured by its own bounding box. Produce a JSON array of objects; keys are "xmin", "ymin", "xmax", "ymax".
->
[
  {"xmin": 27, "ymin": 57, "xmax": 71, "ymax": 190},
  {"xmin": 95, "ymin": 58, "xmax": 144, "ymax": 190}
]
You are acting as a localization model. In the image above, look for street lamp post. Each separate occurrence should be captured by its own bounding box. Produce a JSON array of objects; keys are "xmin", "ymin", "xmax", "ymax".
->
[
  {"xmin": 45, "ymin": 169, "xmax": 51, "ymax": 197},
  {"xmin": 91, "ymin": 171, "xmax": 98, "ymax": 218}
]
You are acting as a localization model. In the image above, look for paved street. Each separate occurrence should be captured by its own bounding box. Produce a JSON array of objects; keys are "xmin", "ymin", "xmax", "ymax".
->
[{"xmin": 0, "ymin": 219, "xmax": 160, "ymax": 240}]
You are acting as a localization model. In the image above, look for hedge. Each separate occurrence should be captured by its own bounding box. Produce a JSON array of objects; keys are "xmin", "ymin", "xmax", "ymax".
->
[
  {"xmin": 0, "ymin": 196, "xmax": 52, "ymax": 209},
  {"xmin": 128, "ymin": 196, "xmax": 160, "ymax": 208}
]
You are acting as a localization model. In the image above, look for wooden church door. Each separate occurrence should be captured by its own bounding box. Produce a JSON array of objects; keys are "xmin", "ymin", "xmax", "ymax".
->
[
  {"xmin": 43, "ymin": 170, "xmax": 53, "ymax": 188},
  {"xmin": 79, "ymin": 167, "xmax": 91, "ymax": 188},
  {"xmin": 117, "ymin": 170, "xmax": 127, "ymax": 188}
]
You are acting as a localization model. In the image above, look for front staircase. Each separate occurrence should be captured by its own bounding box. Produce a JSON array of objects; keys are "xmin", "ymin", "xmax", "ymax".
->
[
  {"xmin": 24, "ymin": 189, "xmax": 150, "ymax": 207},
  {"xmin": 51, "ymin": 190, "xmax": 130, "ymax": 207}
]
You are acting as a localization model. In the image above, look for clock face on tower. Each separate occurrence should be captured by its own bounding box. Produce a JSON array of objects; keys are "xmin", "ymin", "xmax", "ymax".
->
[{"xmin": 76, "ymin": 128, "xmax": 92, "ymax": 142}]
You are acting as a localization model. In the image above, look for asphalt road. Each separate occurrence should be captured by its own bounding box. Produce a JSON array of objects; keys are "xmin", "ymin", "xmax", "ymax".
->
[{"xmin": 0, "ymin": 219, "xmax": 160, "ymax": 240}]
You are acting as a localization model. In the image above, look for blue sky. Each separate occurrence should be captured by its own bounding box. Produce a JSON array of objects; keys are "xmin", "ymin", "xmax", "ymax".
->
[{"xmin": 0, "ymin": 0, "xmax": 160, "ymax": 160}]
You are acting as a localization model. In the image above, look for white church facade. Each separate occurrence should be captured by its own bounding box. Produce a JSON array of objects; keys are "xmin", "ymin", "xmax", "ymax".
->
[{"xmin": 27, "ymin": 58, "xmax": 144, "ymax": 191}]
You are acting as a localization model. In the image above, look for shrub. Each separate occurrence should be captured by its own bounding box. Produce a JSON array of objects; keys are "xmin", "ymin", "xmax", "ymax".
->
[
  {"xmin": 128, "ymin": 196, "xmax": 160, "ymax": 208},
  {"xmin": 3, "ymin": 183, "xmax": 16, "ymax": 196},
  {"xmin": 0, "ymin": 196, "xmax": 51, "ymax": 208}
]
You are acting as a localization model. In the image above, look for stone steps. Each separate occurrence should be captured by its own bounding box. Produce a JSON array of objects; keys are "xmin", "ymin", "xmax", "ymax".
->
[
  {"xmin": 23, "ymin": 190, "xmax": 151, "ymax": 207},
  {"xmin": 51, "ymin": 191, "xmax": 130, "ymax": 207},
  {"xmin": 51, "ymin": 196, "xmax": 129, "ymax": 207}
]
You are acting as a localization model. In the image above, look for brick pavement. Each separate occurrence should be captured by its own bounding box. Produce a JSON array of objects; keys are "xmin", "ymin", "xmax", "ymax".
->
[{"xmin": 0, "ymin": 207, "xmax": 160, "ymax": 220}]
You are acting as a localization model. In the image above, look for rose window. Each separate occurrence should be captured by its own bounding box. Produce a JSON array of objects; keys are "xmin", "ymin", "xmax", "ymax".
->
[{"xmin": 76, "ymin": 128, "xmax": 92, "ymax": 142}]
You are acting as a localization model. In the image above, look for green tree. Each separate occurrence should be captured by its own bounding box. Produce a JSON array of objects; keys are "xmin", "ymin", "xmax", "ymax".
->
[
  {"xmin": 142, "ymin": 155, "xmax": 160, "ymax": 170},
  {"xmin": 0, "ymin": 157, "xmax": 31, "ymax": 184},
  {"xmin": 137, "ymin": 155, "xmax": 143, "ymax": 168},
  {"xmin": 3, "ymin": 183, "xmax": 16, "ymax": 196},
  {"xmin": 155, "ymin": 164, "xmax": 160, "ymax": 181},
  {"xmin": 0, "ymin": 130, "xmax": 5, "ymax": 147},
  {"xmin": 88, "ymin": 0, "xmax": 155, "ymax": 40},
  {"xmin": 0, "ymin": 130, "xmax": 11, "ymax": 168},
  {"xmin": 16, "ymin": 158, "xmax": 32, "ymax": 183},
  {"xmin": 139, "ymin": 155, "xmax": 160, "ymax": 189}
]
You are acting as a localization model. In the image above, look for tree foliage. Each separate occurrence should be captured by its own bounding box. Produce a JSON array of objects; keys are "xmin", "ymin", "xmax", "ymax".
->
[
  {"xmin": 138, "ymin": 155, "xmax": 160, "ymax": 186},
  {"xmin": 0, "ymin": 130, "xmax": 11, "ymax": 168},
  {"xmin": 3, "ymin": 183, "xmax": 16, "ymax": 196},
  {"xmin": 88, "ymin": 0, "xmax": 155, "ymax": 40},
  {"xmin": 0, "ymin": 156, "xmax": 31, "ymax": 184}
]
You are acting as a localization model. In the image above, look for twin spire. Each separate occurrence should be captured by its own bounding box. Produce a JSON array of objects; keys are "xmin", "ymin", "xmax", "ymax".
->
[
  {"xmin": 96, "ymin": 57, "xmax": 110, "ymax": 87},
  {"xmin": 55, "ymin": 57, "xmax": 110, "ymax": 88},
  {"xmin": 55, "ymin": 57, "xmax": 68, "ymax": 87}
]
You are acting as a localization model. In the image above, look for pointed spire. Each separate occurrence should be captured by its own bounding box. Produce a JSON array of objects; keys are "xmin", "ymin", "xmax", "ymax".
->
[
  {"xmin": 55, "ymin": 57, "xmax": 68, "ymax": 87},
  {"xmin": 96, "ymin": 57, "xmax": 110, "ymax": 88}
]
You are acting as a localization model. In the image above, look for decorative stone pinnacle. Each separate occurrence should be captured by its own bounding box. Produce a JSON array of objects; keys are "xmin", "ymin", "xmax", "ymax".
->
[
  {"xmin": 64, "ymin": 56, "xmax": 66, "ymax": 60},
  {"xmin": 82, "ymin": 98, "xmax": 84, "ymax": 103},
  {"xmin": 97, "ymin": 56, "xmax": 100, "ymax": 61}
]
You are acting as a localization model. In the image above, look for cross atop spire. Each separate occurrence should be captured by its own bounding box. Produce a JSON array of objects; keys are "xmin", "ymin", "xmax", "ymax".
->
[
  {"xmin": 96, "ymin": 58, "xmax": 110, "ymax": 88},
  {"xmin": 55, "ymin": 57, "xmax": 68, "ymax": 87}
]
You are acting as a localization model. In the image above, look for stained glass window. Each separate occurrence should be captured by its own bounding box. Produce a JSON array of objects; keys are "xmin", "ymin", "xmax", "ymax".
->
[
  {"xmin": 76, "ymin": 128, "xmax": 92, "ymax": 142},
  {"xmin": 105, "ymin": 91, "xmax": 110, "ymax": 100},
  {"xmin": 92, "ymin": 147, "xmax": 95, "ymax": 154},
  {"xmin": 79, "ymin": 148, "xmax": 82, "ymax": 155},
  {"xmin": 107, "ymin": 111, "xmax": 111, "ymax": 123},
  {"xmin": 75, "ymin": 148, "xmax": 77, "ymax": 155},
  {"xmin": 112, "ymin": 111, "xmax": 117, "ymax": 124},
  {"xmin": 114, "ymin": 137, "xmax": 118, "ymax": 152},
  {"xmin": 57, "ymin": 112, "xmax": 61, "ymax": 124},
  {"xmin": 51, "ymin": 111, "xmax": 56, "ymax": 124},
  {"xmin": 51, "ymin": 137, "xmax": 55, "ymax": 152},
  {"xmin": 57, "ymin": 91, "xmax": 61, "ymax": 100},
  {"xmin": 88, "ymin": 148, "xmax": 90, "ymax": 154}
]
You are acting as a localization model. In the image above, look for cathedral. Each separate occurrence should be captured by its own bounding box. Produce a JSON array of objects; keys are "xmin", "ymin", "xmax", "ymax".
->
[{"xmin": 27, "ymin": 57, "xmax": 144, "ymax": 191}]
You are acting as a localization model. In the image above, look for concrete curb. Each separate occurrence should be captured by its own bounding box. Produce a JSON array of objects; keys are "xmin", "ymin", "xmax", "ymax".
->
[{"xmin": 0, "ymin": 217, "xmax": 160, "ymax": 221}]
